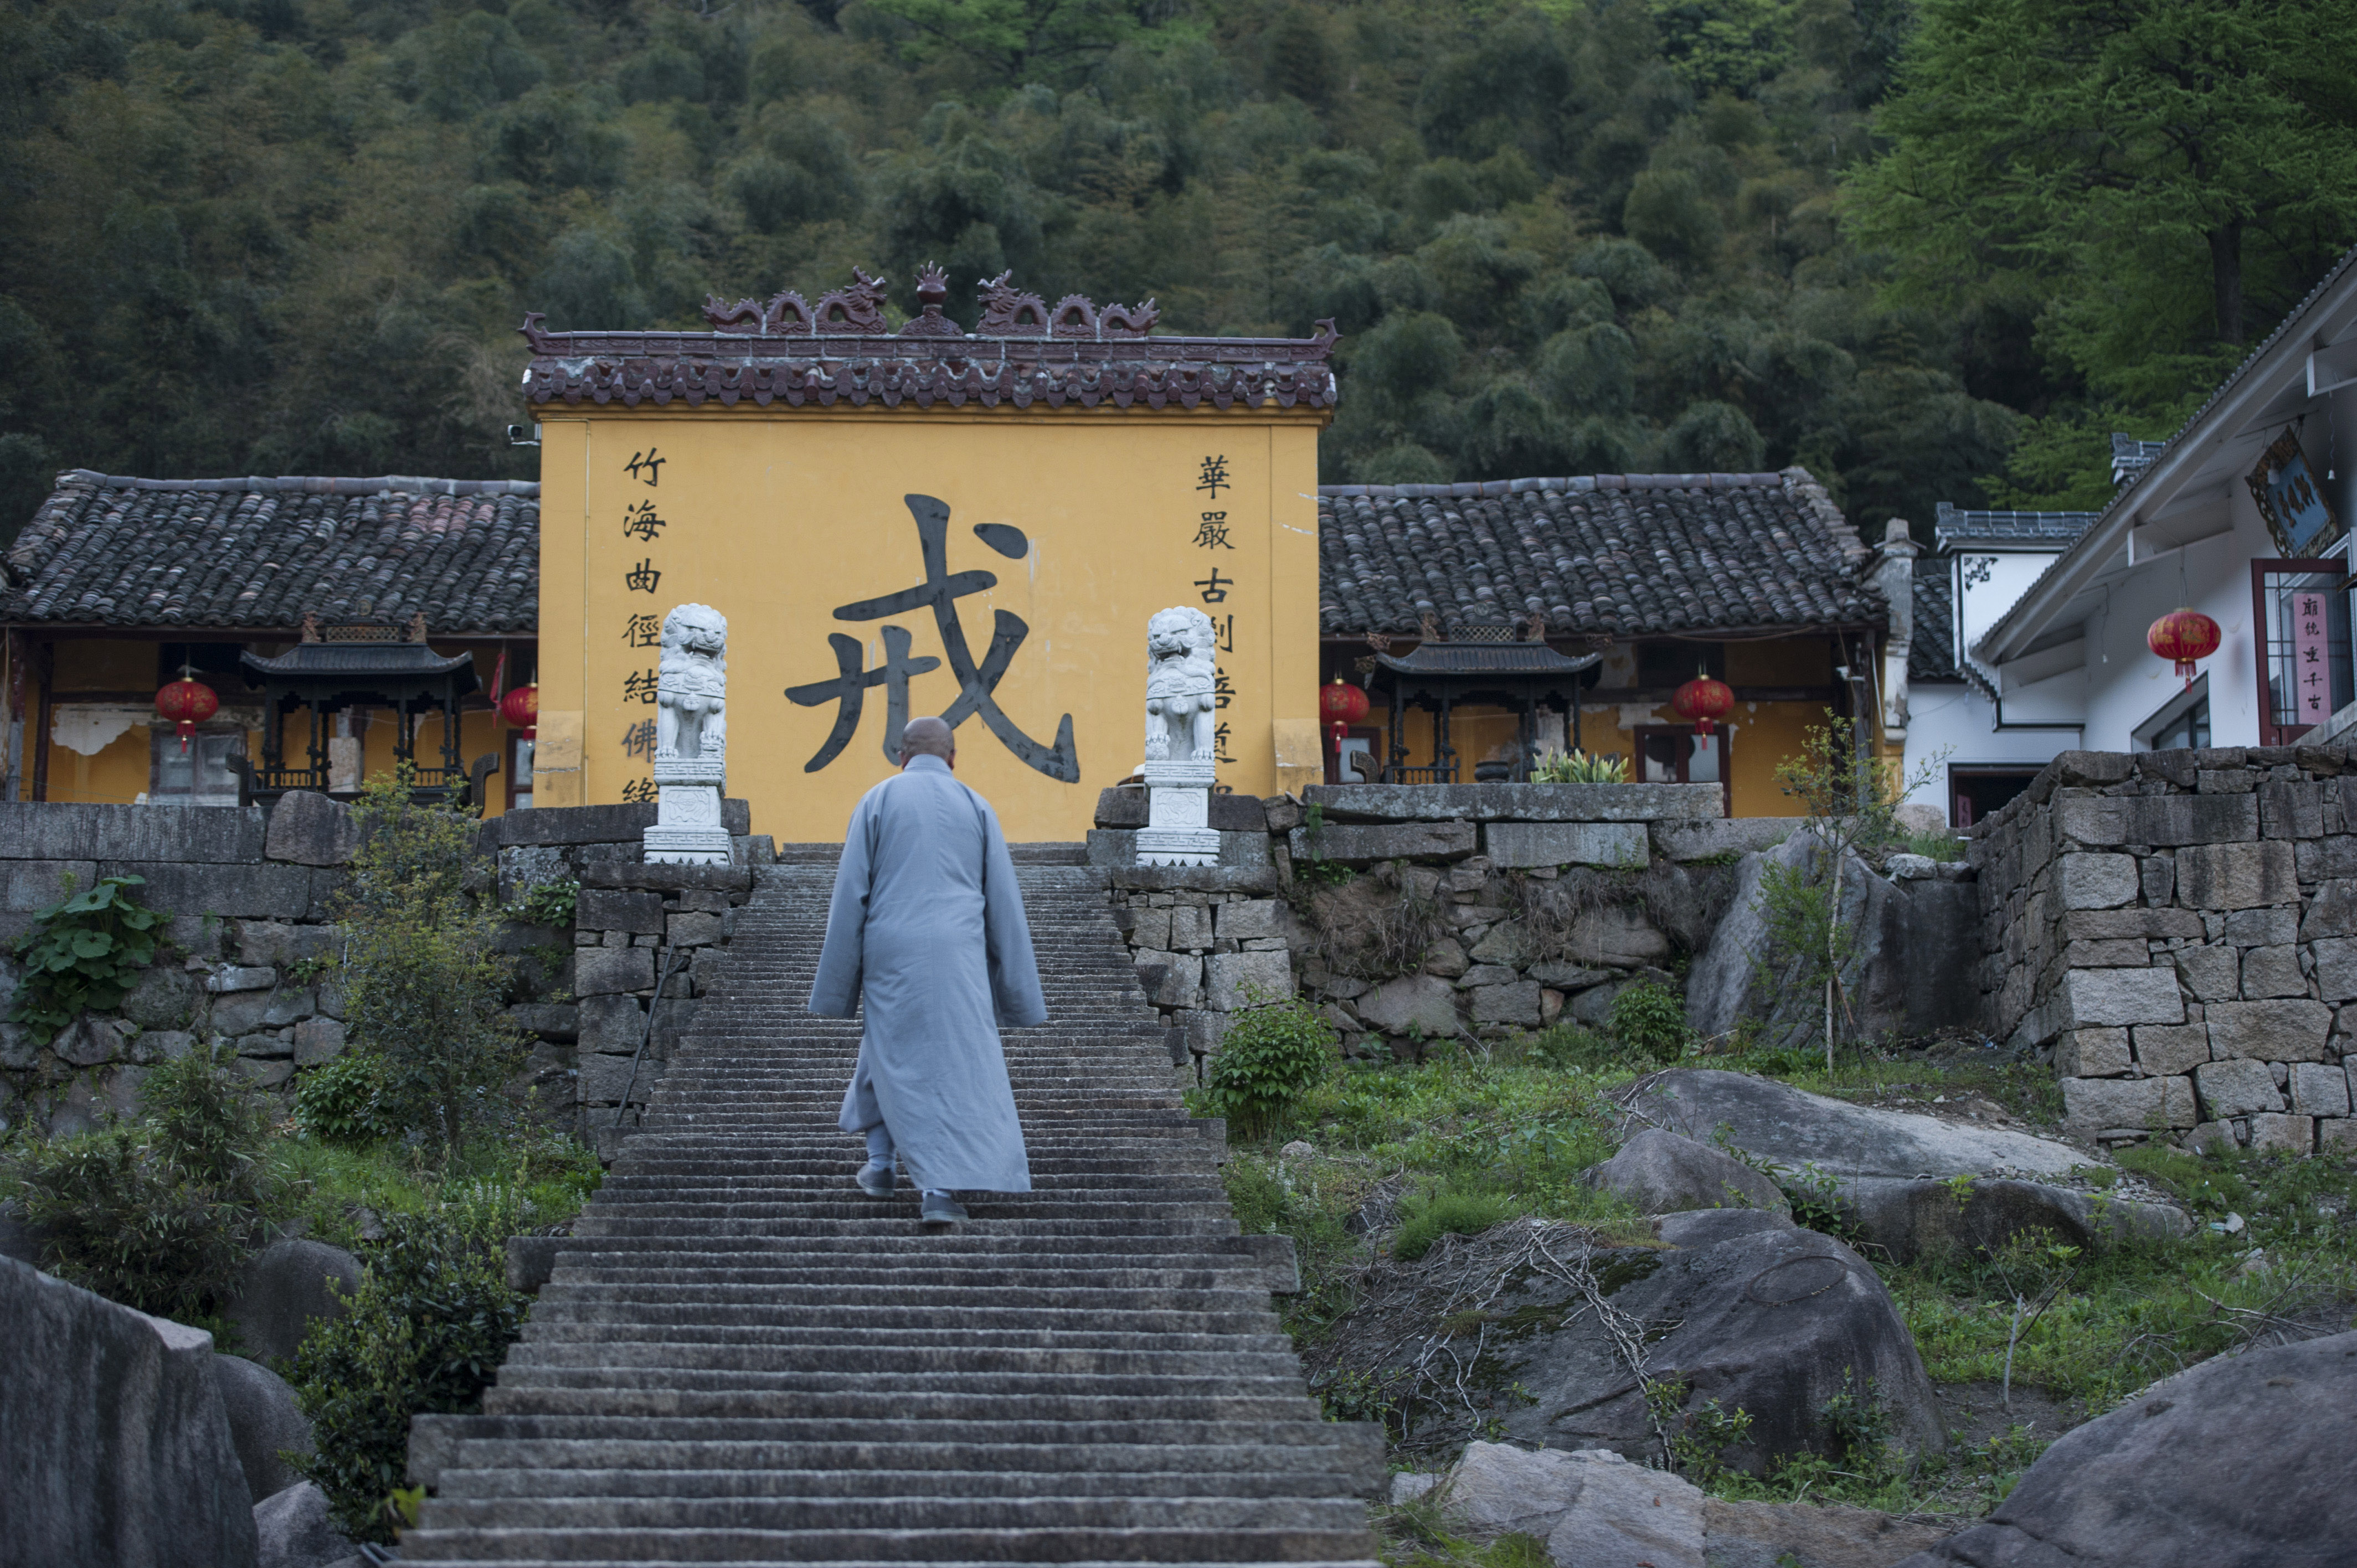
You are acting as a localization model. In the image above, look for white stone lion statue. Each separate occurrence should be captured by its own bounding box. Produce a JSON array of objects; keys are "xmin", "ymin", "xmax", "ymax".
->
[
  {"xmin": 656, "ymin": 603, "xmax": 727, "ymax": 760},
  {"xmin": 1144, "ymin": 605, "xmax": 1217, "ymax": 762}
]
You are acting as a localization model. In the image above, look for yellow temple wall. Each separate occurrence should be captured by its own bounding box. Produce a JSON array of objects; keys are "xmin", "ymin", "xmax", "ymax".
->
[{"xmin": 531, "ymin": 405, "xmax": 1328, "ymax": 843}]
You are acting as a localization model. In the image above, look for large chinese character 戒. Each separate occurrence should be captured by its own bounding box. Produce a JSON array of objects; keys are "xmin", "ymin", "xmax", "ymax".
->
[
  {"xmin": 785, "ymin": 494, "xmax": 1079, "ymax": 781},
  {"xmin": 785, "ymin": 627, "xmax": 941, "ymax": 771}
]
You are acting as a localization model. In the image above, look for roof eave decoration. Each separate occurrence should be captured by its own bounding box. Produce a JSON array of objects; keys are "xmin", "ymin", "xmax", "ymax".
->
[{"xmin": 519, "ymin": 267, "xmax": 1340, "ymax": 413}]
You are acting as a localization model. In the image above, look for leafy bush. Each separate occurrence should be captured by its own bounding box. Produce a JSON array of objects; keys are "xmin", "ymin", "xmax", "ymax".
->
[
  {"xmin": 336, "ymin": 771, "xmax": 526, "ymax": 1151},
  {"xmin": 1391, "ymin": 1182, "xmax": 1517, "ymax": 1260},
  {"xmin": 1608, "ymin": 980, "xmax": 1689, "ymax": 1062},
  {"xmin": 1202, "ymin": 992, "xmax": 1337, "ymax": 1138},
  {"xmin": 6, "ymin": 873, "xmax": 165, "ymax": 1043},
  {"xmin": 1900, "ymin": 829, "xmax": 1967, "ymax": 862},
  {"xmin": 1530, "ymin": 748, "xmax": 1629, "ymax": 783},
  {"xmin": 293, "ymin": 1052, "xmax": 399, "ymax": 1146},
  {"xmin": 4, "ymin": 1043, "xmax": 274, "ymax": 1317},
  {"xmin": 291, "ymin": 1192, "xmax": 531, "ymax": 1541},
  {"xmin": 510, "ymin": 876, "xmax": 579, "ymax": 930}
]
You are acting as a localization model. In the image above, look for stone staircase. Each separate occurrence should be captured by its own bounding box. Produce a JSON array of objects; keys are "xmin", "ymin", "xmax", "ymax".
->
[{"xmin": 400, "ymin": 844, "xmax": 1380, "ymax": 1567}]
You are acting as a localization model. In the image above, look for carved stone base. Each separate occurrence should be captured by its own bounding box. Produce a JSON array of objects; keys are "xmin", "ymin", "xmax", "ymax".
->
[
  {"xmin": 653, "ymin": 755, "xmax": 725, "ymax": 787},
  {"xmin": 645, "ymin": 781, "xmax": 731, "ymax": 865},
  {"xmin": 1136, "ymin": 826, "xmax": 1220, "ymax": 866}
]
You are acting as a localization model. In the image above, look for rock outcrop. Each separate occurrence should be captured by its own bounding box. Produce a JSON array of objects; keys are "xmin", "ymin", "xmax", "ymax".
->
[
  {"xmin": 1583, "ymin": 1127, "xmax": 1789, "ymax": 1216},
  {"xmin": 222, "ymin": 1237, "xmax": 363, "ymax": 1364},
  {"xmin": 212, "ymin": 1353, "xmax": 315, "ymax": 1503},
  {"xmin": 1894, "ymin": 1329, "xmax": 2357, "ymax": 1567},
  {"xmin": 1622, "ymin": 1069, "xmax": 2189, "ymax": 1260},
  {"xmin": 0, "ymin": 1255, "xmax": 259, "ymax": 1567}
]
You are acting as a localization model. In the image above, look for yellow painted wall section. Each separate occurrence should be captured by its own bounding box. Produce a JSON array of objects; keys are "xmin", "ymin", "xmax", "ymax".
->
[
  {"xmin": 43, "ymin": 729, "xmax": 151, "ymax": 803},
  {"xmin": 534, "ymin": 408, "xmax": 1327, "ymax": 842}
]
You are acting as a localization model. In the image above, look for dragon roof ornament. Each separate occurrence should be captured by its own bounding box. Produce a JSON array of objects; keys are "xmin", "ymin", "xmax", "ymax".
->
[{"xmin": 520, "ymin": 267, "xmax": 1336, "ymax": 413}]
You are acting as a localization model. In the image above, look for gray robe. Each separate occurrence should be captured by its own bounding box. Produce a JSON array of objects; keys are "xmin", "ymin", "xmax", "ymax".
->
[{"xmin": 810, "ymin": 754, "xmax": 1043, "ymax": 1192}]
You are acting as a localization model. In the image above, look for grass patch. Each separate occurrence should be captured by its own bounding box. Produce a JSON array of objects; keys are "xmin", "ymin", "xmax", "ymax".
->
[
  {"xmin": 1392, "ymin": 1184, "xmax": 1521, "ymax": 1261},
  {"xmin": 269, "ymin": 1125, "xmax": 603, "ymax": 1253}
]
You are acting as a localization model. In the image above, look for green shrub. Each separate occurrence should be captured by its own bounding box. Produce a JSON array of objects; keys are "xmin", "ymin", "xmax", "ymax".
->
[
  {"xmin": 4, "ymin": 1043, "xmax": 274, "ymax": 1317},
  {"xmin": 1526, "ymin": 1022, "xmax": 1617, "ymax": 1070},
  {"xmin": 1203, "ymin": 992, "xmax": 1336, "ymax": 1139},
  {"xmin": 1900, "ymin": 829, "xmax": 1967, "ymax": 863},
  {"xmin": 1530, "ymin": 747, "xmax": 1629, "ymax": 783},
  {"xmin": 6, "ymin": 873, "xmax": 165, "ymax": 1043},
  {"xmin": 293, "ymin": 1052, "xmax": 399, "ymax": 1145},
  {"xmin": 337, "ymin": 771, "xmax": 526, "ymax": 1151},
  {"xmin": 290, "ymin": 1193, "xmax": 531, "ymax": 1541},
  {"xmin": 1609, "ymin": 980, "xmax": 1689, "ymax": 1062},
  {"xmin": 1391, "ymin": 1182, "xmax": 1517, "ymax": 1260}
]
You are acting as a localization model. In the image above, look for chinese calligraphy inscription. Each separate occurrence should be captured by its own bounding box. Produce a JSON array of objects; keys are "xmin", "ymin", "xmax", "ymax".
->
[
  {"xmin": 785, "ymin": 494, "xmax": 1079, "ymax": 781},
  {"xmin": 2294, "ymin": 591, "xmax": 2332, "ymax": 726}
]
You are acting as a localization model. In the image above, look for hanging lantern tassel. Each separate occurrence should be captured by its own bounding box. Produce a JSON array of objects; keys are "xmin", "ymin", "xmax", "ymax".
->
[
  {"xmin": 1670, "ymin": 668, "xmax": 1735, "ymax": 737},
  {"xmin": 154, "ymin": 674, "xmax": 219, "ymax": 755},
  {"xmin": 2147, "ymin": 608, "xmax": 2221, "ymax": 689}
]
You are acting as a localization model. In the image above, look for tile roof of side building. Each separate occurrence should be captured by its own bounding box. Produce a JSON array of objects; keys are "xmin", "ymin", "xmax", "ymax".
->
[
  {"xmin": 1909, "ymin": 568, "xmax": 1958, "ymax": 683},
  {"xmin": 1316, "ymin": 467, "xmax": 1885, "ymax": 638},
  {"xmin": 1932, "ymin": 501, "xmax": 2102, "ymax": 550},
  {"xmin": 1, "ymin": 471, "xmax": 540, "ymax": 633}
]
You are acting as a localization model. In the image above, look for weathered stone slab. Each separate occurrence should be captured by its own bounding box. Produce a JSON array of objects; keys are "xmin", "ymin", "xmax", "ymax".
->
[
  {"xmin": 2050, "ymin": 967, "xmax": 2184, "ymax": 1029},
  {"xmin": 2238, "ymin": 945, "xmax": 2305, "ymax": 998},
  {"xmin": 2289, "ymin": 1061, "xmax": 2351, "ymax": 1117},
  {"xmin": 579, "ymin": 862, "xmax": 752, "ymax": 893},
  {"xmin": 1205, "ymin": 948, "xmax": 1293, "ymax": 1011},
  {"xmin": 1286, "ymin": 821, "xmax": 1477, "ymax": 864},
  {"xmin": 2132, "ymin": 1022, "xmax": 2212, "ymax": 1075},
  {"xmin": 2057, "ymin": 853, "xmax": 2139, "ymax": 909},
  {"xmin": 1355, "ymin": 973, "xmax": 1463, "ymax": 1037},
  {"xmin": 1469, "ymin": 980, "xmax": 1543, "ymax": 1024},
  {"xmin": 1651, "ymin": 817, "xmax": 1799, "ymax": 861},
  {"xmin": 573, "ymin": 945, "xmax": 655, "ymax": 997},
  {"xmin": 0, "ymin": 801, "xmax": 267, "ymax": 863},
  {"xmin": 574, "ymin": 993, "xmax": 645, "ymax": 1053},
  {"xmin": 1303, "ymin": 782, "xmax": 1723, "ymax": 822},
  {"xmin": 486, "ymin": 799, "xmax": 750, "ymax": 847},
  {"xmin": 2206, "ymin": 998, "xmax": 2332, "ymax": 1061},
  {"xmin": 2056, "ymin": 792, "xmax": 2258, "ymax": 848},
  {"xmin": 2055, "ymin": 1028, "xmax": 2130, "ymax": 1077},
  {"xmin": 1484, "ymin": 821, "xmax": 1648, "ymax": 869},
  {"xmin": 2062, "ymin": 1074, "xmax": 2191, "ymax": 1132},
  {"xmin": 0, "ymin": 1256, "xmax": 259, "ymax": 1567},
  {"xmin": 101, "ymin": 862, "xmax": 315, "ymax": 920},
  {"xmin": 1, "ymin": 859, "xmax": 99, "ymax": 911},
  {"xmin": 2174, "ymin": 945, "xmax": 2240, "ymax": 1002},
  {"xmin": 1214, "ymin": 900, "xmax": 1279, "ymax": 941},
  {"xmin": 2171, "ymin": 840, "xmax": 2296, "ymax": 909},
  {"xmin": 2194, "ymin": 1057, "xmax": 2284, "ymax": 1119},
  {"xmin": 577, "ymin": 889, "xmax": 662, "ymax": 935},
  {"xmin": 261, "ymin": 791, "xmax": 357, "ymax": 866},
  {"xmin": 1135, "ymin": 953, "xmax": 1202, "ymax": 1009},
  {"xmin": 577, "ymin": 1051, "xmax": 662, "ymax": 1104}
]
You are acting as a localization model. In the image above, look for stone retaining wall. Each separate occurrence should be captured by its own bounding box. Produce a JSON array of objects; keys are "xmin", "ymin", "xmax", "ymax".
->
[
  {"xmin": 1972, "ymin": 746, "xmax": 2357, "ymax": 1154},
  {"xmin": 0, "ymin": 797, "xmax": 769, "ymax": 1141},
  {"xmin": 1093, "ymin": 782, "xmax": 1800, "ymax": 1075}
]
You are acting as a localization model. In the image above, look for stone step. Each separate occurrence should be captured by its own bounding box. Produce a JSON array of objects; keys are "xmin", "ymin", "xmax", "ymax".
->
[
  {"xmin": 398, "ymin": 1522, "xmax": 1375, "ymax": 1563},
  {"xmin": 436, "ymin": 1468, "xmax": 1355, "ymax": 1501}
]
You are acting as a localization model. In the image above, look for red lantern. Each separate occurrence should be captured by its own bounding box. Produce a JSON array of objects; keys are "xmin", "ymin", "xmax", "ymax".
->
[
  {"xmin": 2148, "ymin": 608, "xmax": 2221, "ymax": 687},
  {"xmin": 498, "ymin": 683, "xmax": 538, "ymax": 736},
  {"xmin": 154, "ymin": 675, "xmax": 219, "ymax": 754},
  {"xmin": 1320, "ymin": 675, "xmax": 1370, "ymax": 742},
  {"xmin": 1670, "ymin": 672, "xmax": 1735, "ymax": 737}
]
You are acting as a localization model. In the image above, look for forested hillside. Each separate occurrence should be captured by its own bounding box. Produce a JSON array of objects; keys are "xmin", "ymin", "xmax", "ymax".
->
[{"xmin": 4, "ymin": 0, "xmax": 2354, "ymax": 541}]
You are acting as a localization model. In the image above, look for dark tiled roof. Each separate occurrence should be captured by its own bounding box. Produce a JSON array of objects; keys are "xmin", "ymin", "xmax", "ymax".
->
[
  {"xmin": 1932, "ymin": 502, "xmax": 2099, "ymax": 550},
  {"xmin": 2, "ymin": 472, "xmax": 539, "ymax": 632},
  {"xmin": 1911, "ymin": 566, "xmax": 1958, "ymax": 682},
  {"xmin": 1316, "ymin": 468, "xmax": 1881, "ymax": 637}
]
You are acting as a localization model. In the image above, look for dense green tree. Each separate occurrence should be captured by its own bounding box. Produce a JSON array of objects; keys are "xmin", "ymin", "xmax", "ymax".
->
[
  {"xmin": 4, "ymin": 0, "xmax": 2317, "ymax": 546},
  {"xmin": 1846, "ymin": 0, "xmax": 2357, "ymax": 501}
]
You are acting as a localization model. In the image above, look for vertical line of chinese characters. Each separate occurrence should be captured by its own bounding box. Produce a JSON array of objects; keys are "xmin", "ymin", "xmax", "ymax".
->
[
  {"xmin": 1193, "ymin": 455, "xmax": 1238, "ymax": 764},
  {"xmin": 617, "ymin": 447, "xmax": 667, "ymax": 802}
]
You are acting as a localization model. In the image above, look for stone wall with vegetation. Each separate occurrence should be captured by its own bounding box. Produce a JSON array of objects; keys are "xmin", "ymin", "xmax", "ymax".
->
[
  {"xmin": 1092, "ymin": 781, "xmax": 1802, "ymax": 1076},
  {"xmin": 1973, "ymin": 746, "xmax": 2357, "ymax": 1155},
  {"xmin": 0, "ymin": 796, "xmax": 769, "ymax": 1142}
]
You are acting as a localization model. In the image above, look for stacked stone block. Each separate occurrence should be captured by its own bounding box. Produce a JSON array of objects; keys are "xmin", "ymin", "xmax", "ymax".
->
[
  {"xmin": 1973, "ymin": 747, "xmax": 2357, "ymax": 1154},
  {"xmin": 0, "ymin": 796, "xmax": 765, "ymax": 1141},
  {"xmin": 567, "ymin": 862, "xmax": 752, "ymax": 1130}
]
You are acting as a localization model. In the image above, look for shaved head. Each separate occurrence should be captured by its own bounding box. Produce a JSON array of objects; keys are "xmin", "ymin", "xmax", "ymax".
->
[{"xmin": 901, "ymin": 716, "xmax": 955, "ymax": 766}]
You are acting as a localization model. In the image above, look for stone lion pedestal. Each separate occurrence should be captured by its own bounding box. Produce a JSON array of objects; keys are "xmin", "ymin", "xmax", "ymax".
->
[
  {"xmin": 1138, "ymin": 605, "xmax": 1221, "ymax": 867},
  {"xmin": 645, "ymin": 604, "xmax": 733, "ymax": 867}
]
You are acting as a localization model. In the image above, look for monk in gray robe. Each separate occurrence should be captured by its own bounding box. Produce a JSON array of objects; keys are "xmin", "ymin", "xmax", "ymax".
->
[{"xmin": 809, "ymin": 716, "xmax": 1044, "ymax": 1224}]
